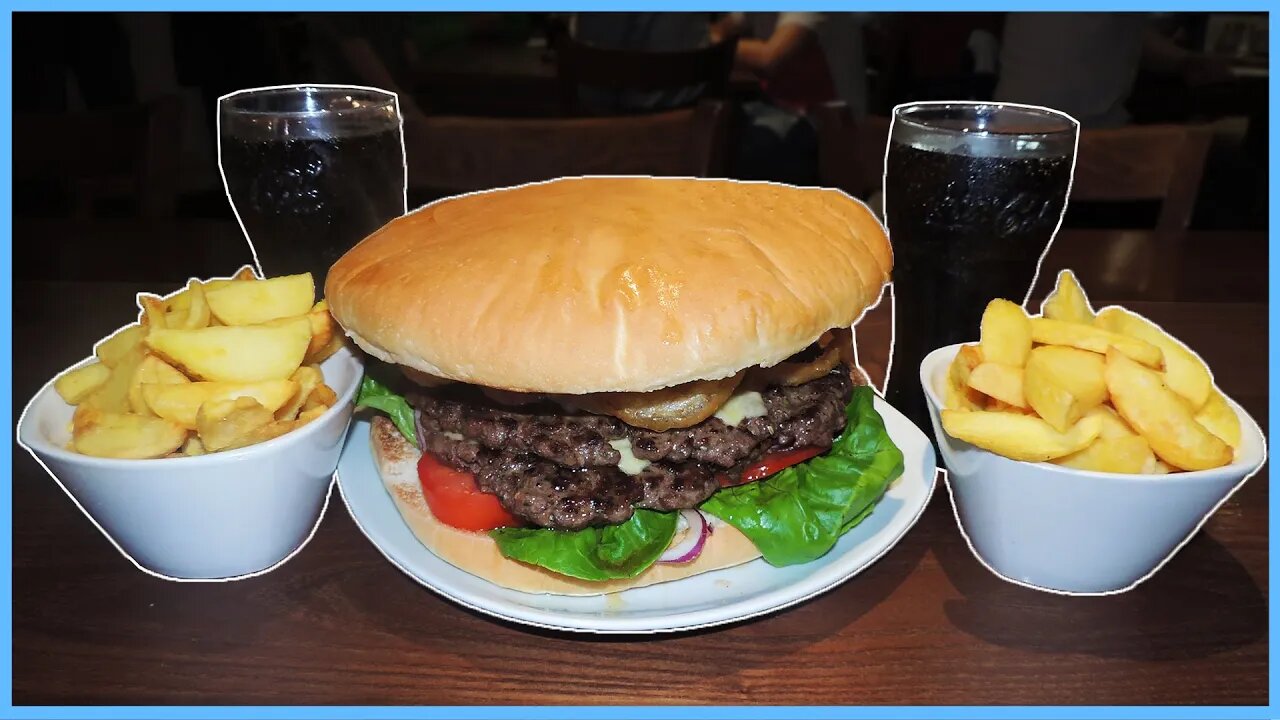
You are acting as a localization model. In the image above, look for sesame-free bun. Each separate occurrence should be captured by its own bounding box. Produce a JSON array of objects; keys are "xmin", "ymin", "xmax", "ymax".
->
[
  {"xmin": 327, "ymin": 176, "xmax": 892, "ymax": 394},
  {"xmin": 369, "ymin": 416, "xmax": 761, "ymax": 596}
]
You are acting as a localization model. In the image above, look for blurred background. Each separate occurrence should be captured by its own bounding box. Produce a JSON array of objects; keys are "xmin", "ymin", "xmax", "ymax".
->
[{"xmin": 11, "ymin": 10, "xmax": 1268, "ymax": 304}]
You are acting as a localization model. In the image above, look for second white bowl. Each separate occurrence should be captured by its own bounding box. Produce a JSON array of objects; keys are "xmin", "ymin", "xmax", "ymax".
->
[{"xmin": 920, "ymin": 343, "xmax": 1267, "ymax": 594}]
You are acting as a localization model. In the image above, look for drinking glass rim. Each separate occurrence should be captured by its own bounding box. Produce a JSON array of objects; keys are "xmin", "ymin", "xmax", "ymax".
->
[
  {"xmin": 893, "ymin": 102, "xmax": 1078, "ymax": 140},
  {"xmin": 221, "ymin": 86, "xmax": 398, "ymax": 118}
]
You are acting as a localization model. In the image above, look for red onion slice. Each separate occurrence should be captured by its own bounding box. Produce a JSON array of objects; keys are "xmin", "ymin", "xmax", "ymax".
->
[{"xmin": 658, "ymin": 510, "xmax": 710, "ymax": 564}]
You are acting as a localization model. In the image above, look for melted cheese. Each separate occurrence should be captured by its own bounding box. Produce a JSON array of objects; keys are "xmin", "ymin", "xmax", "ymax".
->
[
  {"xmin": 443, "ymin": 431, "xmax": 464, "ymax": 441},
  {"xmin": 713, "ymin": 390, "xmax": 767, "ymax": 427},
  {"xmin": 609, "ymin": 438, "xmax": 650, "ymax": 475}
]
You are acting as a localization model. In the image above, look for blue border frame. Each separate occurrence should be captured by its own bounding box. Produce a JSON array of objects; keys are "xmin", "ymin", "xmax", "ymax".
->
[
  {"xmin": 1, "ymin": 4, "xmax": 1274, "ymax": 720},
  {"xmin": 0, "ymin": 709, "xmax": 1277, "ymax": 720},
  {"xmin": 2, "ymin": 6, "xmax": 14, "ymax": 715},
  {"xmin": 2, "ymin": 0, "xmax": 1278, "ymax": 9}
]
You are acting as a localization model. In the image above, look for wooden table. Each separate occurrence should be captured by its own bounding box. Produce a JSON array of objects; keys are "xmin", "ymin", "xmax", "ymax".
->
[{"xmin": 12, "ymin": 268, "xmax": 1267, "ymax": 704}]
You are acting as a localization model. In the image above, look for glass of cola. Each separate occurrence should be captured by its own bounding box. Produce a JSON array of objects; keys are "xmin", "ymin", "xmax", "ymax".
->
[
  {"xmin": 881, "ymin": 101, "xmax": 1078, "ymax": 433},
  {"xmin": 219, "ymin": 85, "xmax": 407, "ymax": 289}
]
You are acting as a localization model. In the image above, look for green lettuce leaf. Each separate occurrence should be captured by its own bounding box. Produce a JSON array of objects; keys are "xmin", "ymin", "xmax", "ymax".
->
[
  {"xmin": 356, "ymin": 374, "xmax": 418, "ymax": 447},
  {"xmin": 699, "ymin": 386, "xmax": 904, "ymax": 566},
  {"xmin": 490, "ymin": 509, "xmax": 678, "ymax": 581}
]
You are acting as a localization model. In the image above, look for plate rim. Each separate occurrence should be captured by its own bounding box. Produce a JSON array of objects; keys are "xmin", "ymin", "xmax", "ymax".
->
[{"xmin": 336, "ymin": 395, "xmax": 938, "ymax": 635}]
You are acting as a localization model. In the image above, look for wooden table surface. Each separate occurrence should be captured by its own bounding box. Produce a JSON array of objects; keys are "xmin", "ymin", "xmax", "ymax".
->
[{"xmin": 11, "ymin": 230, "xmax": 1269, "ymax": 705}]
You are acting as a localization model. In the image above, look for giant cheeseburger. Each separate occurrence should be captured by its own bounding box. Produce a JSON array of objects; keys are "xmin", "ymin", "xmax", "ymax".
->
[{"xmin": 325, "ymin": 176, "xmax": 903, "ymax": 595}]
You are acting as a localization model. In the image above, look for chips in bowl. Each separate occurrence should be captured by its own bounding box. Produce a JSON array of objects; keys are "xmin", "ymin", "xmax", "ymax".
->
[
  {"xmin": 937, "ymin": 270, "xmax": 1239, "ymax": 474},
  {"xmin": 52, "ymin": 266, "xmax": 349, "ymax": 459}
]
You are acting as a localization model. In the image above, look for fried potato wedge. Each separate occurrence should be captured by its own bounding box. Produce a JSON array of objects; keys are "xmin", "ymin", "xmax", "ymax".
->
[
  {"xmin": 181, "ymin": 435, "xmax": 206, "ymax": 457},
  {"xmin": 945, "ymin": 374, "xmax": 981, "ymax": 411},
  {"xmin": 128, "ymin": 355, "xmax": 190, "ymax": 415},
  {"xmin": 196, "ymin": 396, "xmax": 276, "ymax": 451},
  {"xmin": 142, "ymin": 379, "xmax": 299, "ymax": 429},
  {"xmin": 1094, "ymin": 306, "xmax": 1212, "ymax": 409},
  {"xmin": 137, "ymin": 294, "xmax": 168, "ymax": 329},
  {"xmin": 980, "ymin": 299, "xmax": 1032, "ymax": 366},
  {"xmin": 305, "ymin": 333, "xmax": 347, "ymax": 366},
  {"xmin": 164, "ymin": 280, "xmax": 212, "ymax": 330},
  {"xmin": 296, "ymin": 405, "xmax": 328, "ymax": 424},
  {"xmin": 967, "ymin": 363, "xmax": 1027, "ymax": 408},
  {"xmin": 202, "ymin": 266, "xmax": 258, "ymax": 294},
  {"xmin": 82, "ymin": 344, "xmax": 147, "ymax": 413},
  {"xmin": 95, "ymin": 324, "xmax": 146, "ymax": 368},
  {"xmin": 940, "ymin": 409, "xmax": 1101, "ymax": 462},
  {"xmin": 1029, "ymin": 317, "xmax": 1163, "ymax": 368},
  {"xmin": 1041, "ymin": 270, "xmax": 1094, "ymax": 324},
  {"xmin": 54, "ymin": 362, "xmax": 112, "ymax": 404},
  {"xmin": 1194, "ymin": 389, "xmax": 1242, "ymax": 449},
  {"xmin": 1025, "ymin": 346, "xmax": 1107, "ymax": 410},
  {"xmin": 206, "ymin": 272, "xmax": 315, "ymax": 326},
  {"xmin": 944, "ymin": 345, "xmax": 986, "ymax": 411},
  {"xmin": 1053, "ymin": 435, "xmax": 1154, "ymax": 474},
  {"xmin": 219, "ymin": 419, "xmax": 298, "ymax": 451},
  {"xmin": 1023, "ymin": 359, "xmax": 1083, "ymax": 433},
  {"xmin": 275, "ymin": 366, "xmax": 324, "ymax": 421},
  {"xmin": 305, "ymin": 300, "xmax": 335, "ymax": 360},
  {"xmin": 71, "ymin": 408, "xmax": 187, "ymax": 459},
  {"xmin": 146, "ymin": 317, "xmax": 311, "ymax": 382},
  {"xmin": 303, "ymin": 383, "xmax": 339, "ymax": 413},
  {"xmin": 1085, "ymin": 404, "xmax": 1139, "ymax": 440},
  {"xmin": 985, "ymin": 398, "xmax": 1035, "ymax": 415},
  {"xmin": 1104, "ymin": 349, "xmax": 1231, "ymax": 471}
]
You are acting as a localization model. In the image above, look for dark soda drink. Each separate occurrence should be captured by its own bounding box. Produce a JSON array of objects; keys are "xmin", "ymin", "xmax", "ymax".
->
[
  {"xmin": 219, "ymin": 87, "xmax": 406, "ymax": 291},
  {"xmin": 221, "ymin": 129, "xmax": 405, "ymax": 287},
  {"xmin": 881, "ymin": 104, "xmax": 1076, "ymax": 433}
]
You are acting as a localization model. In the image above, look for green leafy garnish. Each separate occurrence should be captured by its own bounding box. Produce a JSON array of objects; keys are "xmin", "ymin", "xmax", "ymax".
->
[
  {"xmin": 699, "ymin": 386, "xmax": 904, "ymax": 566},
  {"xmin": 356, "ymin": 374, "xmax": 418, "ymax": 447},
  {"xmin": 482, "ymin": 386, "xmax": 904, "ymax": 580},
  {"xmin": 490, "ymin": 509, "xmax": 678, "ymax": 581}
]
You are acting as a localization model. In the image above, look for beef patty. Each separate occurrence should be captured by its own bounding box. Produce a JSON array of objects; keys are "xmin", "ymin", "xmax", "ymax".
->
[{"xmin": 411, "ymin": 368, "xmax": 856, "ymax": 530}]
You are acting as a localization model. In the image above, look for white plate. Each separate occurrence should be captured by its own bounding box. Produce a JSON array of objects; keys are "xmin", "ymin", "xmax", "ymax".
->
[{"xmin": 336, "ymin": 395, "xmax": 937, "ymax": 634}]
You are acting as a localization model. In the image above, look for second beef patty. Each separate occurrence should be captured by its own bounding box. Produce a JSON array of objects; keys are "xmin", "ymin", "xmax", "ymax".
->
[{"xmin": 411, "ymin": 369, "xmax": 855, "ymax": 530}]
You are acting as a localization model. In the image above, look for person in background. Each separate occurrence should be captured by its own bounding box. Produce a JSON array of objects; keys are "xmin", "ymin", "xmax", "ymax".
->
[
  {"xmin": 569, "ymin": 12, "xmax": 711, "ymax": 113},
  {"xmin": 711, "ymin": 12, "xmax": 868, "ymax": 185},
  {"xmin": 994, "ymin": 12, "xmax": 1231, "ymax": 127}
]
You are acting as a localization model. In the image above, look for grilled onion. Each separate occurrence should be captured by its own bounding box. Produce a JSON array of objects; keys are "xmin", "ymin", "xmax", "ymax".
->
[
  {"xmin": 578, "ymin": 372, "xmax": 746, "ymax": 431},
  {"xmin": 752, "ymin": 328, "xmax": 854, "ymax": 388}
]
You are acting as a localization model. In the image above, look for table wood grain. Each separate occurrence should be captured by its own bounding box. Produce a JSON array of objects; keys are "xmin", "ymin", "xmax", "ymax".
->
[{"xmin": 12, "ymin": 277, "xmax": 1268, "ymax": 706}]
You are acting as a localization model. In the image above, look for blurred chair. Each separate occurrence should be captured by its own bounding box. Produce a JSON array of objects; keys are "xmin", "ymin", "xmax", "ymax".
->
[
  {"xmin": 13, "ymin": 94, "xmax": 184, "ymax": 219},
  {"xmin": 408, "ymin": 100, "xmax": 729, "ymax": 197},
  {"xmin": 813, "ymin": 102, "xmax": 890, "ymax": 201},
  {"xmin": 1037, "ymin": 124, "xmax": 1213, "ymax": 302},
  {"xmin": 1071, "ymin": 124, "xmax": 1213, "ymax": 234},
  {"xmin": 555, "ymin": 36, "xmax": 738, "ymax": 115}
]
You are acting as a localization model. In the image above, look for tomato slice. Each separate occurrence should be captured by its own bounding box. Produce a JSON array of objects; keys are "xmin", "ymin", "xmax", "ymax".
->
[
  {"xmin": 417, "ymin": 451, "xmax": 521, "ymax": 531},
  {"xmin": 719, "ymin": 446, "xmax": 825, "ymax": 487}
]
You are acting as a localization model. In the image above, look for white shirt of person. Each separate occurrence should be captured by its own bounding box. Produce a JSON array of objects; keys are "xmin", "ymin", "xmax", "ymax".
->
[
  {"xmin": 730, "ymin": 11, "xmax": 870, "ymax": 118},
  {"xmin": 994, "ymin": 12, "xmax": 1151, "ymax": 128}
]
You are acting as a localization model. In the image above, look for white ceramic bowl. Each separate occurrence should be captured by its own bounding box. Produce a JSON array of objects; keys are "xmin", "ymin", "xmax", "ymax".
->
[
  {"xmin": 920, "ymin": 343, "xmax": 1267, "ymax": 595},
  {"xmin": 17, "ymin": 346, "xmax": 364, "ymax": 581}
]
